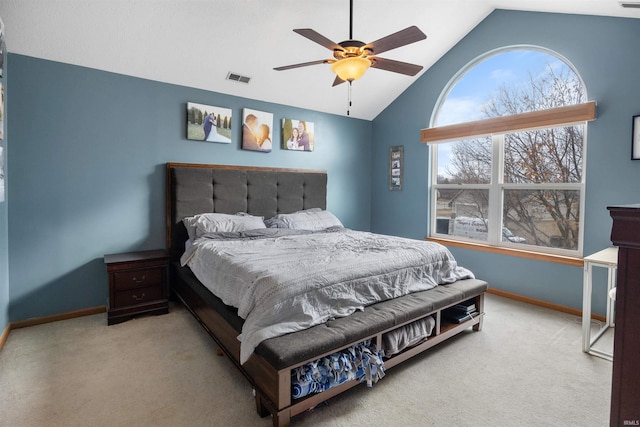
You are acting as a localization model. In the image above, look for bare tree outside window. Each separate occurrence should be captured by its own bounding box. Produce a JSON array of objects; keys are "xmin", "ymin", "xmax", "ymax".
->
[{"xmin": 433, "ymin": 49, "xmax": 586, "ymax": 253}]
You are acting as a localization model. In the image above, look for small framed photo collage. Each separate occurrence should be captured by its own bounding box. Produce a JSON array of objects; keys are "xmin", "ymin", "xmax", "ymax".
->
[
  {"xmin": 0, "ymin": 27, "xmax": 5, "ymax": 202},
  {"xmin": 389, "ymin": 145, "xmax": 403, "ymax": 191}
]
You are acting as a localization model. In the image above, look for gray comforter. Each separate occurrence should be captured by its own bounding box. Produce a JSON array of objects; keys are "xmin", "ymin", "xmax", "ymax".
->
[{"xmin": 181, "ymin": 228, "xmax": 474, "ymax": 364}]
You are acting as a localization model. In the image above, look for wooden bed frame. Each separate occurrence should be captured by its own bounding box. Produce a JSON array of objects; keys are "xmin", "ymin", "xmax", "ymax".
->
[{"xmin": 166, "ymin": 162, "xmax": 487, "ymax": 426}]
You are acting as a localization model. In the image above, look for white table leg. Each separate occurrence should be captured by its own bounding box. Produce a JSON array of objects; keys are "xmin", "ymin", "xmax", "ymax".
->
[
  {"xmin": 607, "ymin": 267, "xmax": 616, "ymax": 328},
  {"xmin": 582, "ymin": 261, "xmax": 593, "ymax": 353}
]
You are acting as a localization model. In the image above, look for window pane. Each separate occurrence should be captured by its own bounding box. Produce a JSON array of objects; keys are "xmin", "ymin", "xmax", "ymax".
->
[
  {"xmin": 503, "ymin": 189, "xmax": 580, "ymax": 250},
  {"xmin": 435, "ymin": 189, "xmax": 490, "ymax": 242},
  {"xmin": 437, "ymin": 137, "xmax": 492, "ymax": 184},
  {"xmin": 430, "ymin": 47, "xmax": 586, "ymax": 255},
  {"xmin": 504, "ymin": 125, "xmax": 583, "ymax": 184}
]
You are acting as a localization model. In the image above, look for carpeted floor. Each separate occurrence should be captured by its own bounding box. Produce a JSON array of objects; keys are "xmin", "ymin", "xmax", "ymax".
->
[{"xmin": 0, "ymin": 294, "xmax": 613, "ymax": 427}]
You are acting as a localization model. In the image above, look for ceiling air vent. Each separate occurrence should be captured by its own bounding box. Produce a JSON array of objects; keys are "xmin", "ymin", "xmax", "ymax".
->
[
  {"xmin": 226, "ymin": 72, "xmax": 251, "ymax": 84},
  {"xmin": 620, "ymin": 1, "xmax": 640, "ymax": 7}
]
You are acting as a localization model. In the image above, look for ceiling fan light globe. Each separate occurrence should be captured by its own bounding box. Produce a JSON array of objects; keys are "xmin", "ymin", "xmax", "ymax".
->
[{"xmin": 331, "ymin": 57, "xmax": 371, "ymax": 81}]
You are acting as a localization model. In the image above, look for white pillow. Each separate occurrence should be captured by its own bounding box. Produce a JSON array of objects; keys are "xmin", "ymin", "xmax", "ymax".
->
[
  {"xmin": 183, "ymin": 213, "xmax": 265, "ymax": 240},
  {"xmin": 265, "ymin": 209, "xmax": 343, "ymax": 231}
]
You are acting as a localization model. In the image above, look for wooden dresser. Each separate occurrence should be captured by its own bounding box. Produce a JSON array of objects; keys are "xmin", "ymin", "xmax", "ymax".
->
[
  {"xmin": 607, "ymin": 204, "xmax": 640, "ymax": 426},
  {"xmin": 104, "ymin": 249, "xmax": 170, "ymax": 325}
]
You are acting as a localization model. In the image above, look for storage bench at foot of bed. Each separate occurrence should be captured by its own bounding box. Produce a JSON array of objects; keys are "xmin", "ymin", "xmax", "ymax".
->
[
  {"xmin": 255, "ymin": 281, "xmax": 486, "ymax": 427},
  {"xmin": 262, "ymin": 301, "xmax": 485, "ymax": 426},
  {"xmin": 172, "ymin": 266, "xmax": 487, "ymax": 427}
]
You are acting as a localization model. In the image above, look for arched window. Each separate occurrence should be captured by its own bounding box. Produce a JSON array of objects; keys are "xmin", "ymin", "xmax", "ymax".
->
[{"xmin": 427, "ymin": 47, "xmax": 593, "ymax": 256}]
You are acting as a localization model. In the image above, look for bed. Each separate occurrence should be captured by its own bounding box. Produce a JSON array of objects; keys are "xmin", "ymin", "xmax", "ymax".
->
[{"xmin": 166, "ymin": 162, "xmax": 488, "ymax": 426}]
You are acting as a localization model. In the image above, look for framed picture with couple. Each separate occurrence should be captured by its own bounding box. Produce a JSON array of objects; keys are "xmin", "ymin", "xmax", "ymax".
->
[
  {"xmin": 281, "ymin": 118, "xmax": 314, "ymax": 152},
  {"xmin": 186, "ymin": 102, "xmax": 232, "ymax": 144},
  {"xmin": 242, "ymin": 108, "xmax": 274, "ymax": 153}
]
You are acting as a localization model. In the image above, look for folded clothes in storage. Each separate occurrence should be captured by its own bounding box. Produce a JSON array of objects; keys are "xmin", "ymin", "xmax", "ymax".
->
[
  {"xmin": 291, "ymin": 339, "xmax": 385, "ymax": 399},
  {"xmin": 381, "ymin": 316, "xmax": 436, "ymax": 357}
]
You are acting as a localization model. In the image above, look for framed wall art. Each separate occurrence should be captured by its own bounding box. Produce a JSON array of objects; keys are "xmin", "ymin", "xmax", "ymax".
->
[
  {"xmin": 282, "ymin": 118, "xmax": 314, "ymax": 152},
  {"xmin": 0, "ymin": 30, "xmax": 4, "ymax": 79},
  {"xmin": 186, "ymin": 102, "xmax": 232, "ymax": 143},
  {"xmin": 0, "ymin": 82, "xmax": 4, "ymax": 141},
  {"xmin": 632, "ymin": 114, "xmax": 640, "ymax": 160},
  {"xmin": 242, "ymin": 108, "xmax": 273, "ymax": 152},
  {"xmin": 0, "ymin": 146, "xmax": 4, "ymax": 202},
  {"xmin": 389, "ymin": 145, "xmax": 404, "ymax": 190}
]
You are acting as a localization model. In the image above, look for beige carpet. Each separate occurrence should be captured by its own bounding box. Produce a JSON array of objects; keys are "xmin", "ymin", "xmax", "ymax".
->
[{"xmin": 0, "ymin": 294, "xmax": 612, "ymax": 427}]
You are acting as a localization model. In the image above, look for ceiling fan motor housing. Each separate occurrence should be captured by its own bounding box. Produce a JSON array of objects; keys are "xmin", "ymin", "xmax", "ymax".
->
[{"xmin": 334, "ymin": 40, "xmax": 373, "ymax": 60}]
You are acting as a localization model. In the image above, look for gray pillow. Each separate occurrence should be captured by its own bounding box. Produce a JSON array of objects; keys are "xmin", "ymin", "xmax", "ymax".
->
[
  {"xmin": 265, "ymin": 209, "xmax": 343, "ymax": 231},
  {"xmin": 183, "ymin": 213, "xmax": 265, "ymax": 240}
]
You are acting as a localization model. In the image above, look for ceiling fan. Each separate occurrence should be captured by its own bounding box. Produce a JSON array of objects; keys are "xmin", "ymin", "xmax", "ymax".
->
[{"xmin": 273, "ymin": 0, "xmax": 427, "ymax": 87}]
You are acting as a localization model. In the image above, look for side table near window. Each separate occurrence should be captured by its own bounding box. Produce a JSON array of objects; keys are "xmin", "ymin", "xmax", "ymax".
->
[
  {"xmin": 582, "ymin": 247, "xmax": 617, "ymax": 361},
  {"xmin": 104, "ymin": 249, "xmax": 170, "ymax": 325}
]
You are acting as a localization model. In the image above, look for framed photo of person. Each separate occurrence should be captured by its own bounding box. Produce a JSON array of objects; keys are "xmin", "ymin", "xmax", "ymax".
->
[
  {"xmin": 0, "ymin": 31, "xmax": 4, "ymax": 79},
  {"xmin": 0, "ymin": 82, "xmax": 4, "ymax": 141},
  {"xmin": 242, "ymin": 108, "xmax": 273, "ymax": 152},
  {"xmin": 186, "ymin": 102, "xmax": 232, "ymax": 143},
  {"xmin": 0, "ymin": 146, "xmax": 5, "ymax": 202},
  {"xmin": 389, "ymin": 145, "xmax": 403, "ymax": 190},
  {"xmin": 282, "ymin": 118, "xmax": 314, "ymax": 152}
]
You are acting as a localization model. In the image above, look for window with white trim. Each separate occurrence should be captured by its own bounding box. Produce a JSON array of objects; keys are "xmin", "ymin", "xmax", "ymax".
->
[{"xmin": 426, "ymin": 47, "xmax": 593, "ymax": 256}]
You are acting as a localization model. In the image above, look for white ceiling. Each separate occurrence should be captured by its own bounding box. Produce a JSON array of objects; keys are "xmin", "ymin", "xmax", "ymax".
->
[{"xmin": 1, "ymin": 0, "xmax": 639, "ymax": 120}]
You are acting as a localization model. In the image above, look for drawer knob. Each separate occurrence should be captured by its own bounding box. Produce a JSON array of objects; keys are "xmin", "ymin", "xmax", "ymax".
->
[
  {"xmin": 132, "ymin": 275, "xmax": 146, "ymax": 284},
  {"xmin": 132, "ymin": 293, "xmax": 146, "ymax": 301}
]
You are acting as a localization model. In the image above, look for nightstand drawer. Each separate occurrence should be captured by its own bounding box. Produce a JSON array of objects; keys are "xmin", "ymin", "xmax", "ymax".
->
[
  {"xmin": 113, "ymin": 267, "xmax": 164, "ymax": 290},
  {"xmin": 113, "ymin": 285, "xmax": 164, "ymax": 308}
]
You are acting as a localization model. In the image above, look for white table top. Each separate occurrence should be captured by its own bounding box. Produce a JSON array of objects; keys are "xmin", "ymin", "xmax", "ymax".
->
[{"xmin": 584, "ymin": 247, "xmax": 618, "ymax": 266}]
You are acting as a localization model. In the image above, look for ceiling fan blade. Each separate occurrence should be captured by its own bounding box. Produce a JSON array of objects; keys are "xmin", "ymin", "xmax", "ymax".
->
[
  {"xmin": 365, "ymin": 26, "xmax": 427, "ymax": 55},
  {"xmin": 274, "ymin": 59, "xmax": 330, "ymax": 71},
  {"xmin": 332, "ymin": 75, "xmax": 346, "ymax": 87},
  {"xmin": 293, "ymin": 29, "xmax": 343, "ymax": 51},
  {"xmin": 370, "ymin": 57, "xmax": 423, "ymax": 76}
]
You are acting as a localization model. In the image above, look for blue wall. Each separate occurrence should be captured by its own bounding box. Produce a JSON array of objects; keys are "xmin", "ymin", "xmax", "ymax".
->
[
  {"xmin": 6, "ymin": 54, "xmax": 372, "ymax": 322},
  {"xmin": 5, "ymin": 10, "xmax": 640, "ymax": 323},
  {"xmin": 372, "ymin": 10, "xmax": 640, "ymax": 312}
]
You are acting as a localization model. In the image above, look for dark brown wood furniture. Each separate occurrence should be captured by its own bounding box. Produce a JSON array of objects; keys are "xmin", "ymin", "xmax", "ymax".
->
[
  {"xmin": 608, "ymin": 205, "xmax": 640, "ymax": 426},
  {"xmin": 167, "ymin": 163, "xmax": 488, "ymax": 427},
  {"xmin": 104, "ymin": 249, "xmax": 170, "ymax": 325}
]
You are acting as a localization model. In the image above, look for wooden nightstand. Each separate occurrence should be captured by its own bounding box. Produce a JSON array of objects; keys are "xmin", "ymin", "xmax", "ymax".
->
[{"xmin": 104, "ymin": 249, "xmax": 170, "ymax": 325}]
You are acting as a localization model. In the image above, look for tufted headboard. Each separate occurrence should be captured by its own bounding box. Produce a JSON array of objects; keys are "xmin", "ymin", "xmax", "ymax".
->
[{"xmin": 166, "ymin": 163, "xmax": 327, "ymax": 260}]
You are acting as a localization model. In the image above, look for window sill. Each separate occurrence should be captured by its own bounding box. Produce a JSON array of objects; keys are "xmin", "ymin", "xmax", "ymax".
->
[{"xmin": 426, "ymin": 237, "xmax": 584, "ymax": 267}]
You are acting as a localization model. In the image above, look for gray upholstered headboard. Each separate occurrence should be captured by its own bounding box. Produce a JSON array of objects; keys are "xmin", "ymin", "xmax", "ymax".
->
[{"xmin": 166, "ymin": 163, "xmax": 327, "ymax": 259}]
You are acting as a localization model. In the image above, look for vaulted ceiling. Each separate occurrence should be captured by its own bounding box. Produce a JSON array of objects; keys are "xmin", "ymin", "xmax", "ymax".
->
[{"xmin": 1, "ymin": 1, "xmax": 638, "ymax": 120}]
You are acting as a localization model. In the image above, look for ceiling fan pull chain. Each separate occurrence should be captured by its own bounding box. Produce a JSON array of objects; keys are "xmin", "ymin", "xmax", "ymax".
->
[{"xmin": 347, "ymin": 81, "xmax": 352, "ymax": 116}]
